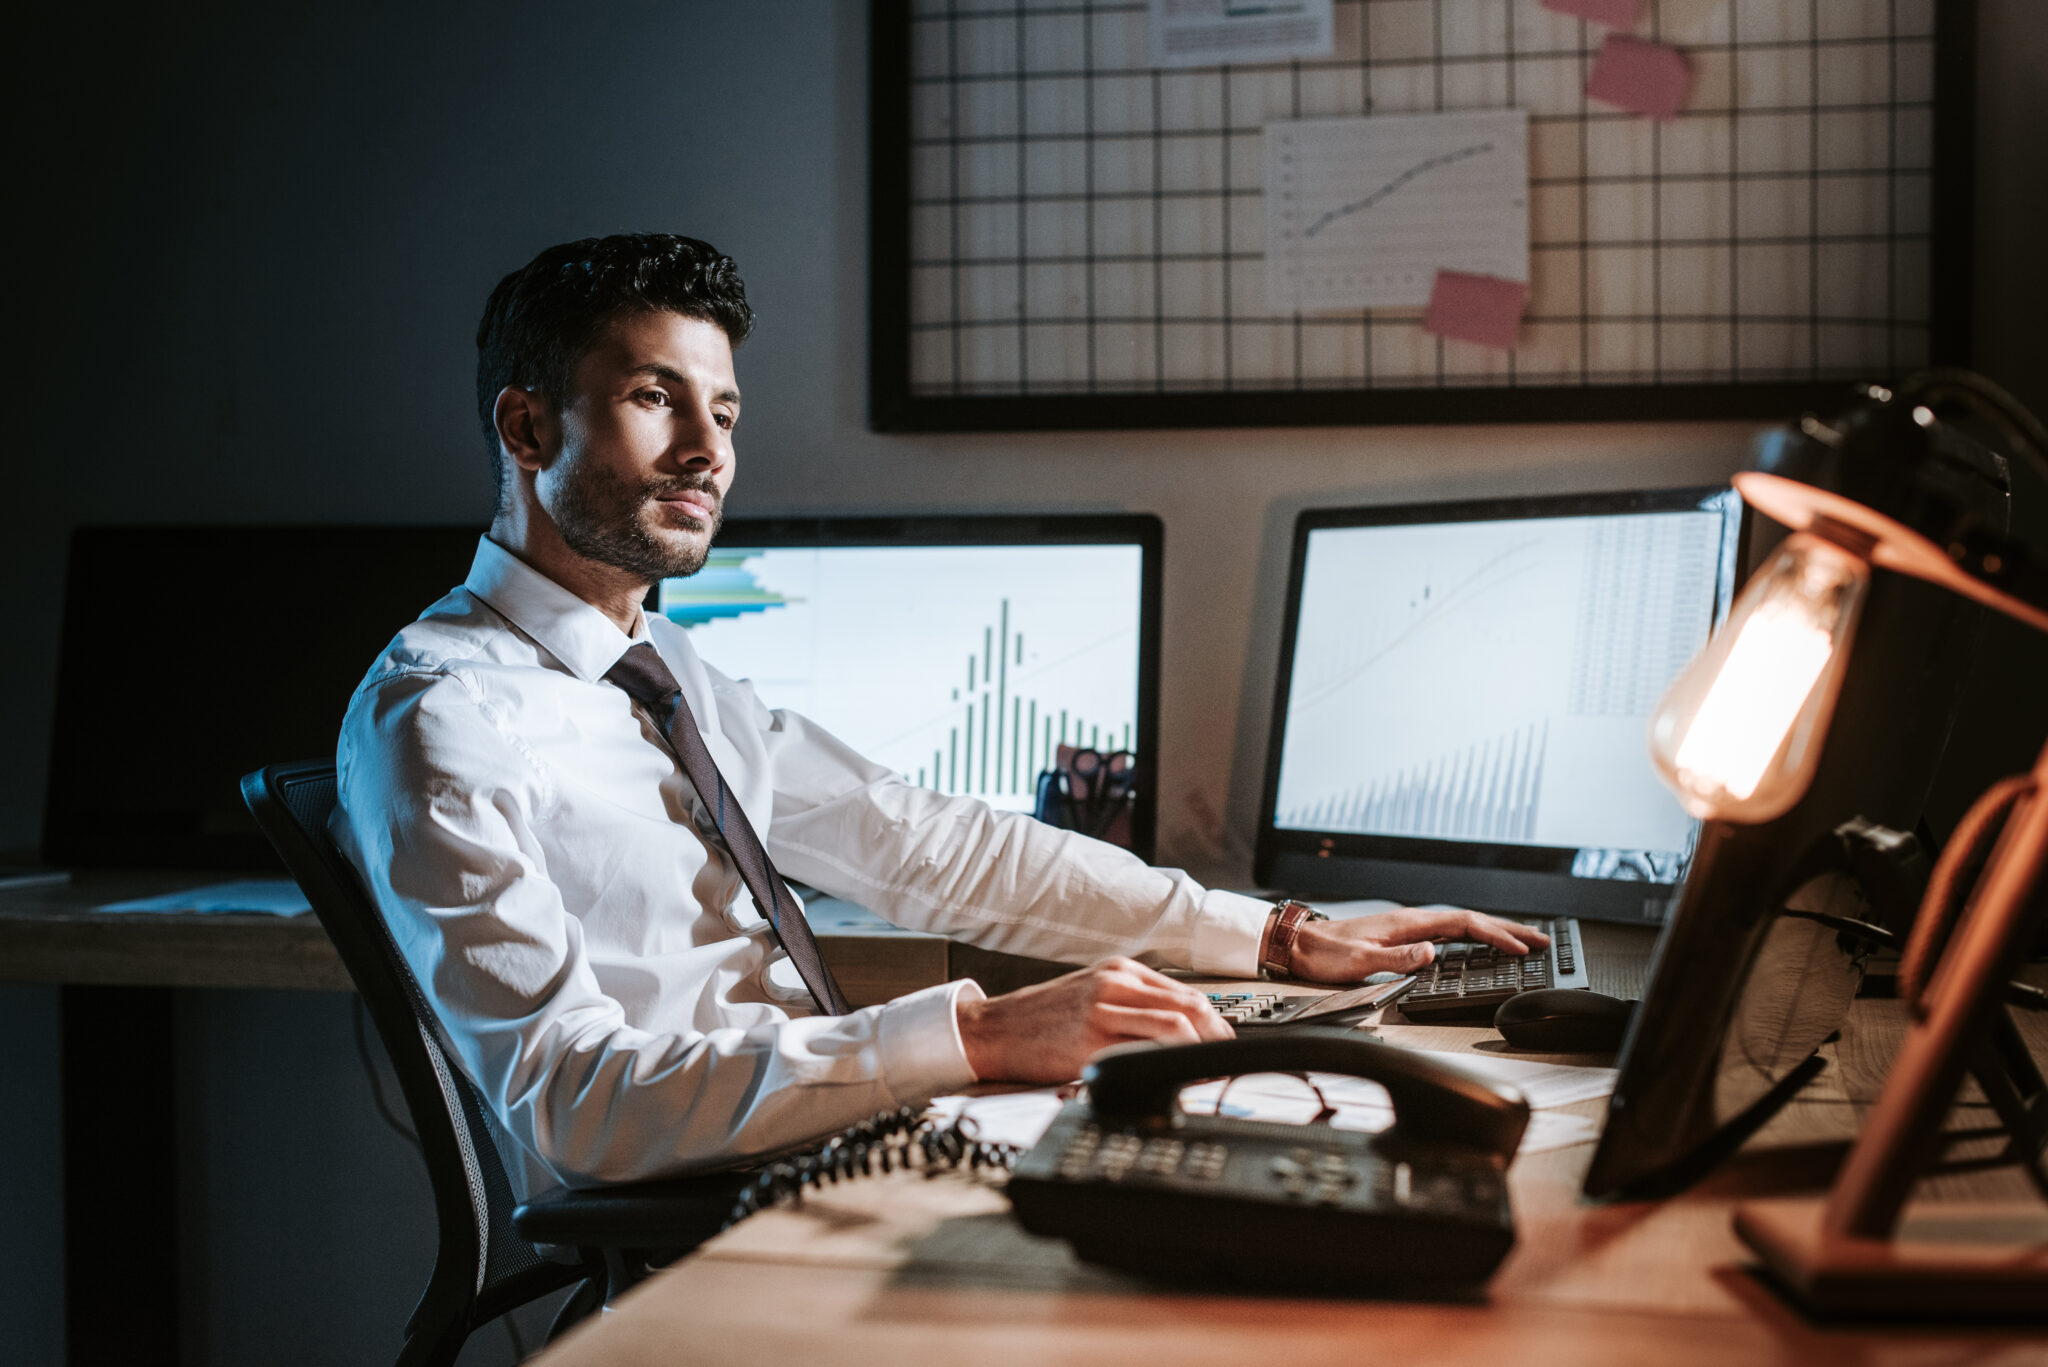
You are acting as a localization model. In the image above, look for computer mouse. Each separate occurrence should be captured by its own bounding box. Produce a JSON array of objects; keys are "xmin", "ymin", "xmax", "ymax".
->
[{"xmin": 1494, "ymin": 989, "xmax": 1636, "ymax": 1053}]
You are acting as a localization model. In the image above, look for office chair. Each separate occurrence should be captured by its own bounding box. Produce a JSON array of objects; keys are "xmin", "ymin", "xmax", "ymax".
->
[{"xmin": 242, "ymin": 759, "xmax": 749, "ymax": 1366}]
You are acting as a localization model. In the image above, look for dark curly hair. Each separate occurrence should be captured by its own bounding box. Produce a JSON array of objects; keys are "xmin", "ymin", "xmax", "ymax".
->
[{"xmin": 474, "ymin": 233, "xmax": 754, "ymax": 502}]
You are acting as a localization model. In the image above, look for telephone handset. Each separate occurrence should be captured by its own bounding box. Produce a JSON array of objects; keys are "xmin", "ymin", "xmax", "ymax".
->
[{"xmin": 1007, "ymin": 1029, "xmax": 1531, "ymax": 1292}]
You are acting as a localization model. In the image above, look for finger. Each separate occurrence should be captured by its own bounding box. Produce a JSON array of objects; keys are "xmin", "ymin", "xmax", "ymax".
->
[
  {"xmin": 1096, "ymin": 964, "xmax": 1219, "ymax": 1009},
  {"xmin": 1369, "ymin": 907, "xmax": 1497, "ymax": 943},
  {"xmin": 1374, "ymin": 907, "xmax": 1536, "ymax": 952},
  {"xmin": 1458, "ymin": 912, "xmax": 1549, "ymax": 954},
  {"xmin": 1337, "ymin": 940, "xmax": 1437, "ymax": 976},
  {"xmin": 1095, "ymin": 960, "xmax": 1228, "ymax": 1021},
  {"xmin": 1100, "ymin": 957, "xmax": 1204, "ymax": 996},
  {"xmin": 1091, "ymin": 1004, "xmax": 1206, "ymax": 1045},
  {"xmin": 1104, "ymin": 979, "xmax": 1233, "ymax": 1041}
]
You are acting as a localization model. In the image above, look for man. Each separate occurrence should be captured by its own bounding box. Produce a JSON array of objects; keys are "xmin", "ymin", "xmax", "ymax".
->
[{"xmin": 334, "ymin": 234, "xmax": 1545, "ymax": 1193}]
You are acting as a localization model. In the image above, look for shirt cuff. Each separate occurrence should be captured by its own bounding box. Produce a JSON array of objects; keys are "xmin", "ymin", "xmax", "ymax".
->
[
  {"xmin": 1188, "ymin": 889, "xmax": 1274, "ymax": 978},
  {"xmin": 876, "ymin": 978, "xmax": 986, "ymax": 1099}
]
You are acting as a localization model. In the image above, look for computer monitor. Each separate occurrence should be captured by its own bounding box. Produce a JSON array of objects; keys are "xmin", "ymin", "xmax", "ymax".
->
[
  {"xmin": 45, "ymin": 525, "xmax": 486, "ymax": 869},
  {"xmin": 1255, "ymin": 487, "xmax": 1745, "ymax": 924},
  {"xmin": 655, "ymin": 513, "xmax": 1164, "ymax": 860}
]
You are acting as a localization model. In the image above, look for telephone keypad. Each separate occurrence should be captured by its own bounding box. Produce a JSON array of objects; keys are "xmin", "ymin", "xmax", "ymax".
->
[
  {"xmin": 1269, "ymin": 1146, "xmax": 1362, "ymax": 1203},
  {"xmin": 1055, "ymin": 1126, "xmax": 1235, "ymax": 1184},
  {"xmin": 1183, "ymin": 1141, "xmax": 1227, "ymax": 1180},
  {"xmin": 1045, "ymin": 1122, "xmax": 1491, "ymax": 1217}
]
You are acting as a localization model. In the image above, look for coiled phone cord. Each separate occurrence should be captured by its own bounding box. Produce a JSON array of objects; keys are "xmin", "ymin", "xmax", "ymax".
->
[{"xmin": 723, "ymin": 1105, "xmax": 1024, "ymax": 1230}]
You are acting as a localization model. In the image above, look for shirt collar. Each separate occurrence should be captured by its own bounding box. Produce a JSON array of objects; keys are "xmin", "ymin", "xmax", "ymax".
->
[{"xmin": 464, "ymin": 535, "xmax": 649, "ymax": 682}]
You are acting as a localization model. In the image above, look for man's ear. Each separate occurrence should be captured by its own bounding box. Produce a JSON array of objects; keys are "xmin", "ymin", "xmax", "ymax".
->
[{"xmin": 493, "ymin": 385, "xmax": 558, "ymax": 474}]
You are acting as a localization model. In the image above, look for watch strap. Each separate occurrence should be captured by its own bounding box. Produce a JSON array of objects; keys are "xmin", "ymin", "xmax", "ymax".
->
[{"xmin": 1259, "ymin": 899, "xmax": 1323, "ymax": 978}]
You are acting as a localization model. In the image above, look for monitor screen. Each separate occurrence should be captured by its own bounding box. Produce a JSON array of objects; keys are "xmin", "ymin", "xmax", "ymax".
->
[
  {"xmin": 45, "ymin": 525, "xmax": 486, "ymax": 869},
  {"xmin": 1256, "ymin": 487, "xmax": 1744, "ymax": 923},
  {"xmin": 656, "ymin": 514, "xmax": 1163, "ymax": 856}
]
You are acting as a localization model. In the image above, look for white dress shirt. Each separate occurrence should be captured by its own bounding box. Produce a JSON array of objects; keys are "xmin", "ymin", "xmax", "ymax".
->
[{"xmin": 333, "ymin": 536, "xmax": 1270, "ymax": 1193}]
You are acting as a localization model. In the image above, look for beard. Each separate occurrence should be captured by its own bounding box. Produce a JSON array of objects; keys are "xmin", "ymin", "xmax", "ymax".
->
[{"xmin": 551, "ymin": 455, "xmax": 724, "ymax": 582}]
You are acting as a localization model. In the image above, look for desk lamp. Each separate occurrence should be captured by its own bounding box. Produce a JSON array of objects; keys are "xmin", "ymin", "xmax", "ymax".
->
[{"xmin": 1647, "ymin": 369, "xmax": 2048, "ymax": 1316}]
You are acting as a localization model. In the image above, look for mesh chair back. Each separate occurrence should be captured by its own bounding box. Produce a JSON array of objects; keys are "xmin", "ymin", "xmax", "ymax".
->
[{"xmin": 242, "ymin": 760, "xmax": 570, "ymax": 1336}]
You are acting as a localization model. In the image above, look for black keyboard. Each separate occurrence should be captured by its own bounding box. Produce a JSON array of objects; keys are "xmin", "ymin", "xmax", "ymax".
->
[{"xmin": 1394, "ymin": 917, "xmax": 1587, "ymax": 1023}]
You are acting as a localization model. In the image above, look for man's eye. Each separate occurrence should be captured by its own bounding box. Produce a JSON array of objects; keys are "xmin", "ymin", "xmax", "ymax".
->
[
  {"xmin": 637, "ymin": 389, "xmax": 671, "ymax": 407},
  {"xmin": 715, "ymin": 411, "xmax": 736, "ymax": 430}
]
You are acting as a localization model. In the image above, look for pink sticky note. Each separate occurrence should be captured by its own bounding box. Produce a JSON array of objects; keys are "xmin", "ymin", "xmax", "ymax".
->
[
  {"xmin": 1423, "ymin": 271, "xmax": 1528, "ymax": 351},
  {"xmin": 1541, "ymin": 0, "xmax": 1639, "ymax": 28},
  {"xmin": 1586, "ymin": 34, "xmax": 1693, "ymax": 121}
]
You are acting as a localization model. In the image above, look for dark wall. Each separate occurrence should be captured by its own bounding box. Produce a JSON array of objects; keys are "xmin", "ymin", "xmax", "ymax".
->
[{"xmin": 4, "ymin": 3, "xmax": 2042, "ymax": 1363}]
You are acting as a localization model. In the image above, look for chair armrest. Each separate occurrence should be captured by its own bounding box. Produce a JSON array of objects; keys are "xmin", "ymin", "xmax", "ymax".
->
[{"xmin": 512, "ymin": 1171, "xmax": 753, "ymax": 1251}]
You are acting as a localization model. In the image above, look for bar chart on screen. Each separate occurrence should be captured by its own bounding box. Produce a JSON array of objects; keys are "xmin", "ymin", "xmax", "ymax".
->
[{"xmin": 663, "ymin": 545, "xmax": 1142, "ymax": 811}]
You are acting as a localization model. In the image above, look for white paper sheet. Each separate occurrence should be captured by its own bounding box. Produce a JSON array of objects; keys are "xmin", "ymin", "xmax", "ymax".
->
[
  {"xmin": 99, "ymin": 878, "xmax": 311, "ymax": 916},
  {"xmin": 1181, "ymin": 1067, "xmax": 1606, "ymax": 1155},
  {"xmin": 932, "ymin": 1089, "xmax": 1070, "ymax": 1151},
  {"xmin": 1265, "ymin": 110, "xmax": 1529, "ymax": 312},
  {"xmin": 1148, "ymin": 0, "xmax": 1334, "ymax": 69},
  {"xmin": 932, "ymin": 1047, "xmax": 1612, "ymax": 1159},
  {"xmin": 1411, "ymin": 1049, "xmax": 1619, "ymax": 1109}
]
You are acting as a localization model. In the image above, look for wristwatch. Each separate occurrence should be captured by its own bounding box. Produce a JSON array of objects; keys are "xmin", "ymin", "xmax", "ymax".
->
[{"xmin": 1259, "ymin": 899, "xmax": 1326, "ymax": 979}]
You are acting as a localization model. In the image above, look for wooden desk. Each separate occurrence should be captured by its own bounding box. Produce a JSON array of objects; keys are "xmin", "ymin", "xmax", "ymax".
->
[
  {"xmin": 0, "ymin": 874, "xmax": 976, "ymax": 1003},
  {"xmin": 529, "ymin": 982, "xmax": 2048, "ymax": 1366}
]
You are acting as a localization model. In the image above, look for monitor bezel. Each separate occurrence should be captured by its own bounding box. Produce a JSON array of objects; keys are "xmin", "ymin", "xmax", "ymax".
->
[
  {"xmin": 657, "ymin": 512, "xmax": 1166, "ymax": 862},
  {"xmin": 1252, "ymin": 486, "xmax": 1746, "ymax": 923}
]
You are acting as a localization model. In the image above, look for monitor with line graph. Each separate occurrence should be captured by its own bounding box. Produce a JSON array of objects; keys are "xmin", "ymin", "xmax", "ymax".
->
[
  {"xmin": 1254, "ymin": 487, "xmax": 1746, "ymax": 925},
  {"xmin": 656, "ymin": 513, "xmax": 1163, "ymax": 860}
]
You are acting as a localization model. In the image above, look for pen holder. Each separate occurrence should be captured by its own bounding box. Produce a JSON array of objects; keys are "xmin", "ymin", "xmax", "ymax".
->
[{"xmin": 1033, "ymin": 768, "xmax": 1135, "ymax": 850}]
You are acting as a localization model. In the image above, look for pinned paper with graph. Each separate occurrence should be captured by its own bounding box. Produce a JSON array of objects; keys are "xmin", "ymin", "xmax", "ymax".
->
[{"xmin": 1264, "ymin": 110, "xmax": 1528, "ymax": 315}]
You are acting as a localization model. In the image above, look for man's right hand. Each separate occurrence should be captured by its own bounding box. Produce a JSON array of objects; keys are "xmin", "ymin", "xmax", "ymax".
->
[{"xmin": 955, "ymin": 957, "xmax": 1233, "ymax": 1084}]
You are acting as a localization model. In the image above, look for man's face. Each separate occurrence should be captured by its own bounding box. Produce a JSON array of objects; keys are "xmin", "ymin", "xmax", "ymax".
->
[{"xmin": 538, "ymin": 310, "xmax": 740, "ymax": 584}]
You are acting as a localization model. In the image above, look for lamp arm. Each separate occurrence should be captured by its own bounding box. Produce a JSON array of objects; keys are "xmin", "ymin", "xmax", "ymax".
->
[
  {"xmin": 1900, "ymin": 367, "xmax": 2048, "ymax": 485},
  {"xmin": 1889, "ymin": 367, "xmax": 2048, "ymax": 626}
]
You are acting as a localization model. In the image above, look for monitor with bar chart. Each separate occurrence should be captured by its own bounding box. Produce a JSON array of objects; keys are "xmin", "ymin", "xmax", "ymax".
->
[
  {"xmin": 658, "ymin": 514, "xmax": 1163, "ymax": 859},
  {"xmin": 1255, "ymin": 487, "xmax": 1745, "ymax": 925}
]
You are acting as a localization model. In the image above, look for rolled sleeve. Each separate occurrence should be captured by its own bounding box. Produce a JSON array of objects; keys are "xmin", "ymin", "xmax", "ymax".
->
[{"xmin": 877, "ymin": 978, "xmax": 986, "ymax": 1094}]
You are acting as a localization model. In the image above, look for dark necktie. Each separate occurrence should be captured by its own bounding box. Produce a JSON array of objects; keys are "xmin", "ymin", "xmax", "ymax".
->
[{"xmin": 605, "ymin": 642, "xmax": 850, "ymax": 1016}]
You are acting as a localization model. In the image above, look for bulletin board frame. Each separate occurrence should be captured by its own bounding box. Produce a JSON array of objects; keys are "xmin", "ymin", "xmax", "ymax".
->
[{"xmin": 868, "ymin": 0, "xmax": 1976, "ymax": 433}]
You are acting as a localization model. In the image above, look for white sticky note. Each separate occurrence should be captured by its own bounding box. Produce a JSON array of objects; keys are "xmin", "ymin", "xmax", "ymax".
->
[{"xmin": 1149, "ymin": 0, "xmax": 1335, "ymax": 69}]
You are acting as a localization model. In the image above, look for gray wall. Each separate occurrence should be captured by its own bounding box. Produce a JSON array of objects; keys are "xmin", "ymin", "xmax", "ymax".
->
[{"xmin": 5, "ymin": 3, "xmax": 2042, "ymax": 1363}]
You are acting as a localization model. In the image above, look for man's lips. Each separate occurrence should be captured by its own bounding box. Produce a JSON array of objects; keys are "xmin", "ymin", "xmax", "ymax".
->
[{"xmin": 655, "ymin": 490, "xmax": 719, "ymax": 523}]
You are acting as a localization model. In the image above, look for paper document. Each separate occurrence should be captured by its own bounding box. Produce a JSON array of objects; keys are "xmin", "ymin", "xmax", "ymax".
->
[
  {"xmin": 1541, "ymin": 0, "xmax": 1639, "ymax": 27},
  {"xmin": 99, "ymin": 879, "xmax": 311, "ymax": 916},
  {"xmin": 932, "ymin": 1090, "xmax": 1069, "ymax": 1151},
  {"xmin": 932, "ymin": 1047, "xmax": 1614, "ymax": 1160},
  {"xmin": 1149, "ymin": 0, "xmax": 1334, "ymax": 69},
  {"xmin": 1411, "ymin": 1050, "xmax": 1618, "ymax": 1109},
  {"xmin": 1266, "ymin": 111, "xmax": 1528, "ymax": 313}
]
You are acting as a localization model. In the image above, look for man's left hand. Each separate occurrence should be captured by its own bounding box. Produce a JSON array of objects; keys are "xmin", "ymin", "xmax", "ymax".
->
[{"xmin": 1288, "ymin": 907, "xmax": 1550, "ymax": 983}]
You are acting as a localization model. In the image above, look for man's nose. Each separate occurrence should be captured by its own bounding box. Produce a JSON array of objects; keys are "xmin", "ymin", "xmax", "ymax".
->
[{"xmin": 670, "ymin": 405, "xmax": 728, "ymax": 471}]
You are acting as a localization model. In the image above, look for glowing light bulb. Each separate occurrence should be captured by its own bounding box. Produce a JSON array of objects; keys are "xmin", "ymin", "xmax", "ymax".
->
[{"xmin": 1649, "ymin": 534, "xmax": 1868, "ymax": 823}]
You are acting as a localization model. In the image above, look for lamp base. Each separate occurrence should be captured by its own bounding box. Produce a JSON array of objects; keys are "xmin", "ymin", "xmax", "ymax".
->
[{"xmin": 1735, "ymin": 1197, "xmax": 2048, "ymax": 1319}]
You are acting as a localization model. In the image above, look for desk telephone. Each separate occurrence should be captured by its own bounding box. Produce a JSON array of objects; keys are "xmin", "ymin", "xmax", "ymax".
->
[
  {"xmin": 726, "ymin": 1030, "xmax": 1531, "ymax": 1295},
  {"xmin": 1007, "ymin": 1030, "xmax": 1530, "ymax": 1291}
]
